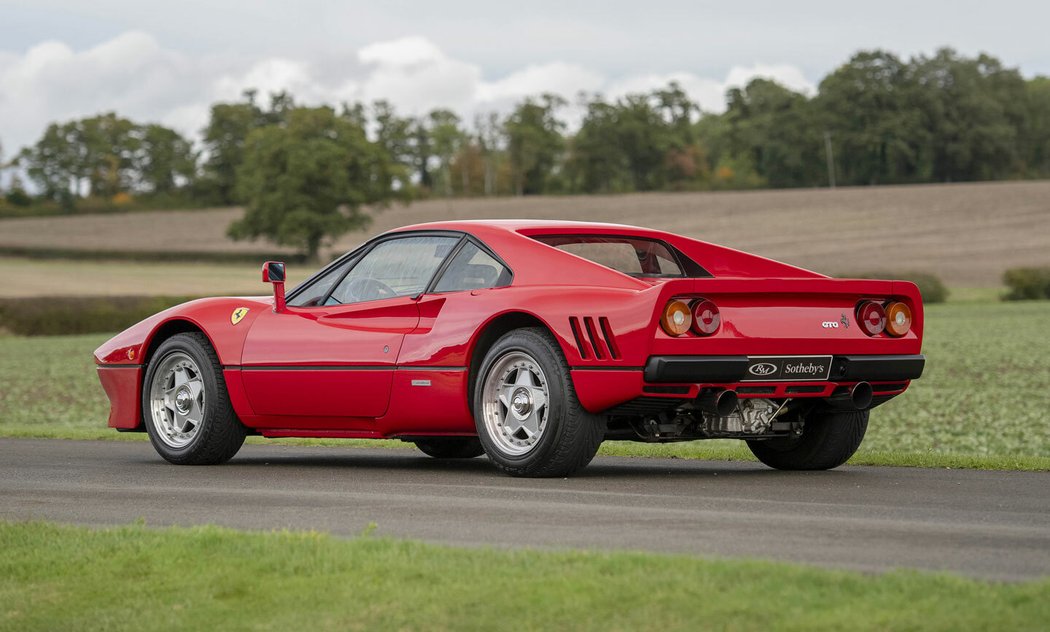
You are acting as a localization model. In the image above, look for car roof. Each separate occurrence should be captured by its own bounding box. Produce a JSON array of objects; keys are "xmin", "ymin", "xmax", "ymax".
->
[{"xmin": 387, "ymin": 219, "xmax": 663, "ymax": 236}]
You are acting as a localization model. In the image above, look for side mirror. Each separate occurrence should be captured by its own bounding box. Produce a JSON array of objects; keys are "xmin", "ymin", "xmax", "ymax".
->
[
  {"xmin": 262, "ymin": 261, "xmax": 287, "ymax": 312},
  {"xmin": 262, "ymin": 261, "xmax": 286, "ymax": 283}
]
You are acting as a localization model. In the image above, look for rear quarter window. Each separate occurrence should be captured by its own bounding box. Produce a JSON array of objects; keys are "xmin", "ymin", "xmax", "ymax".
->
[{"xmin": 532, "ymin": 235, "xmax": 708, "ymax": 278}]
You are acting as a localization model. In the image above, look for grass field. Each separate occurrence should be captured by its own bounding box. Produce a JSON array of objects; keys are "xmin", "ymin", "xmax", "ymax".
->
[
  {"xmin": 2, "ymin": 299, "xmax": 1047, "ymax": 469},
  {"xmin": 2, "ymin": 180, "xmax": 1049, "ymax": 287},
  {"xmin": 1, "ymin": 521, "xmax": 1046, "ymax": 632}
]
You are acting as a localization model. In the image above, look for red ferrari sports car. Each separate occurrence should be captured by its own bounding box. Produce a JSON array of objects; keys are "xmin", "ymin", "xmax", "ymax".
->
[{"xmin": 95, "ymin": 220, "xmax": 924, "ymax": 476}]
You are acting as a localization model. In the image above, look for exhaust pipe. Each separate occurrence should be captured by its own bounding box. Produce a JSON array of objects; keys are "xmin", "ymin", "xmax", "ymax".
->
[
  {"xmin": 826, "ymin": 382, "xmax": 873, "ymax": 410},
  {"xmin": 697, "ymin": 389, "xmax": 739, "ymax": 417}
]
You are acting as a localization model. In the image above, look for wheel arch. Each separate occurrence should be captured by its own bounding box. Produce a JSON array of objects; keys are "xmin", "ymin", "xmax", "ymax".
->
[
  {"xmin": 466, "ymin": 311, "xmax": 559, "ymax": 408},
  {"xmin": 142, "ymin": 318, "xmax": 215, "ymax": 368}
]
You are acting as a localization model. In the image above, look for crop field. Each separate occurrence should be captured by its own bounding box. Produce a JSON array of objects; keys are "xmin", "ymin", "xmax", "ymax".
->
[
  {"xmin": 3, "ymin": 298, "xmax": 1048, "ymax": 469},
  {"xmin": 2, "ymin": 180, "xmax": 1049, "ymax": 287},
  {"xmin": 0, "ymin": 257, "xmax": 309, "ymax": 298}
]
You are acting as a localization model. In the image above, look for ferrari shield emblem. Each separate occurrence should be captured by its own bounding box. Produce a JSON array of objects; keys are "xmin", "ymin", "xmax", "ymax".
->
[{"xmin": 231, "ymin": 307, "xmax": 249, "ymax": 325}]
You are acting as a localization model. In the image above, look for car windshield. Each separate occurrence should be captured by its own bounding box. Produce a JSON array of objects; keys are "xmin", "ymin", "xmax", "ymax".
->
[{"xmin": 532, "ymin": 235, "xmax": 687, "ymax": 278}]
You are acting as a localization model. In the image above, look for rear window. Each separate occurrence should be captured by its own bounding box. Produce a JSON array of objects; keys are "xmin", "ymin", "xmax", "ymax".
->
[{"xmin": 532, "ymin": 235, "xmax": 706, "ymax": 278}]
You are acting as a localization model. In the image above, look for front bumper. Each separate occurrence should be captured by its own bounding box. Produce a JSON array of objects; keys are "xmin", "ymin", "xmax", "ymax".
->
[{"xmin": 643, "ymin": 354, "xmax": 925, "ymax": 383}]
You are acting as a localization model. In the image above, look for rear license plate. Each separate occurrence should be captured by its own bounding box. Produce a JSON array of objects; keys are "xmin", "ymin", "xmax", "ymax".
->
[{"xmin": 742, "ymin": 356, "xmax": 832, "ymax": 382}]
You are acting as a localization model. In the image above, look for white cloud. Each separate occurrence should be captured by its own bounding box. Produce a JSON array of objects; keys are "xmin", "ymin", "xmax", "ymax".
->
[
  {"xmin": 477, "ymin": 62, "xmax": 605, "ymax": 103},
  {"xmin": 0, "ymin": 31, "xmax": 815, "ymax": 156}
]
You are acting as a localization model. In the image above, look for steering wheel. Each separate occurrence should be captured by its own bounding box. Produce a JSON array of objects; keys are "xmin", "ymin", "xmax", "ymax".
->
[{"xmin": 345, "ymin": 277, "xmax": 397, "ymax": 302}]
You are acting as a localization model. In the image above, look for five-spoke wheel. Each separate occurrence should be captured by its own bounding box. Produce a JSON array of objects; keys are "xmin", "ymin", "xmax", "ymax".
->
[
  {"xmin": 148, "ymin": 351, "xmax": 206, "ymax": 449},
  {"xmin": 141, "ymin": 332, "xmax": 246, "ymax": 465},
  {"xmin": 481, "ymin": 351, "xmax": 550, "ymax": 456},
  {"xmin": 474, "ymin": 328, "xmax": 604, "ymax": 477}
]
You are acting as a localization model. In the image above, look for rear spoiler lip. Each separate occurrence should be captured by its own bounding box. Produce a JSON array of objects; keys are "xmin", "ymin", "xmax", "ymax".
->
[{"xmin": 654, "ymin": 277, "xmax": 904, "ymax": 296}]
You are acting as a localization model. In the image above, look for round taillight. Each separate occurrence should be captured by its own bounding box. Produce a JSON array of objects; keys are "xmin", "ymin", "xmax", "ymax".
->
[
  {"xmin": 885, "ymin": 301, "xmax": 912, "ymax": 337},
  {"xmin": 691, "ymin": 299, "xmax": 721, "ymax": 336},
  {"xmin": 660, "ymin": 300, "xmax": 692, "ymax": 336},
  {"xmin": 856, "ymin": 301, "xmax": 887, "ymax": 336}
]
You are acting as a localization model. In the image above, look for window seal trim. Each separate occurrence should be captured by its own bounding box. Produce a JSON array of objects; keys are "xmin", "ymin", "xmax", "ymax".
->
[
  {"xmin": 286, "ymin": 230, "xmax": 512, "ymax": 307},
  {"xmin": 530, "ymin": 234, "xmax": 711, "ymax": 279},
  {"xmin": 423, "ymin": 234, "xmax": 515, "ymax": 295}
]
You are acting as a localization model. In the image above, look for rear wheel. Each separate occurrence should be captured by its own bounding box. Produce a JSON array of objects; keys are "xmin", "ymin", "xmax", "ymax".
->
[
  {"xmin": 746, "ymin": 409, "xmax": 868, "ymax": 470},
  {"xmin": 414, "ymin": 437, "xmax": 484, "ymax": 459},
  {"xmin": 474, "ymin": 328, "xmax": 604, "ymax": 477},
  {"xmin": 142, "ymin": 332, "xmax": 246, "ymax": 465}
]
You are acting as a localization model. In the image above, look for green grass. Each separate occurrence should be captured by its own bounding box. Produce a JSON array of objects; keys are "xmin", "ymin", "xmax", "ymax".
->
[
  {"xmin": 1, "ymin": 521, "xmax": 1047, "ymax": 632},
  {"xmin": 2, "ymin": 299, "xmax": 1048, "ymax": 470}
]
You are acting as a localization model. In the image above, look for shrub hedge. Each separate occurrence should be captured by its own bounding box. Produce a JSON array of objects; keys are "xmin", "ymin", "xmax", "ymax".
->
[
  {"xmin": 0, "ymin": 296, "xmax": 209, "ymax": 336},
  {"xmin": 1002, "ymin": 267, "xmax": 1050, "ymax": 300},
  {"xmin": 837, "ymin": 271, "xmax": 949, "ymax": 304}
]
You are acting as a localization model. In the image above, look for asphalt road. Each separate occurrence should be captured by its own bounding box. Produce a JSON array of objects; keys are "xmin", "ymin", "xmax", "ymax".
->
[{"xmin": 2, "ymin": 439, "xmax": 1048, "ymax": 581}]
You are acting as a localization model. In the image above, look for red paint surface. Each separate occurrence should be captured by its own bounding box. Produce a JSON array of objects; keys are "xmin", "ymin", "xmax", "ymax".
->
[
  {"xmin": 95, "ymin": 220, "xmax": 925, "ymax": 435},
  {"xmin": 96, "ymin": 367, "xmax": 142, "ymax": 429}
]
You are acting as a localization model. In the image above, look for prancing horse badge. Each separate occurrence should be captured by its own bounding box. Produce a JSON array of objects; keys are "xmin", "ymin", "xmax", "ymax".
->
[{"xmin": 231, "ymin": 307, "xmax": 250, "ymax": 325}]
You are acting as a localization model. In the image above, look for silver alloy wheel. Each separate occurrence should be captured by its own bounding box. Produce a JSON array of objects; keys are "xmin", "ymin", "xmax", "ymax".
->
[
  {"xmin": 480, "ymin": 351, "xmax": 550, "ymax": 456},
  {"xmin": 148, "ymin": 351, "xmax": 206, "ymax": 449}
]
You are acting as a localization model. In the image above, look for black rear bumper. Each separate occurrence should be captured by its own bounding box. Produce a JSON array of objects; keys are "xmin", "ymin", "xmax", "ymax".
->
[{"xmin": 644, "ymin": 354, "xmax": 925, "ymax": 383}]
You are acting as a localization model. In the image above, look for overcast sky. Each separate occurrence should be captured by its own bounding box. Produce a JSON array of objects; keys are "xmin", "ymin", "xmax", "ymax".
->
[{"xmin": 2, "ymin": 0, "xmax": 1048, "ymax": 153}]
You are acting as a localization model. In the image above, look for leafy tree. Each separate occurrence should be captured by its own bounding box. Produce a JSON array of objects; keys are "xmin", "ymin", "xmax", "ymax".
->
[
  {"xmin": 78, "ymin": 113, "xmax": 138, "ymax": 197},
  {"xmin": 20, "ymin": 113, "xmax": 145, "ymax": 205},
  {"xmin": 1021, "ymin": 77, "xmax": 1050, "ymax": 176},
  {"xmin": 372, "ymin": 100, "xmax": 416, "ymax": 192},
  {"xmin": 229, "ymin": 106, "xmax": 401, "ymax": 261},
  {"xmin": 474, "ymin": 112, "xmax": 503, "ymax": 195},
  {"xmin": 504, "ymin": 94, "xmax": 566, "ymax": 195},
  {"xmin": 134, "ymin": 124, "xmax": 197, "ymax": 194},
  {"xmin": 569, "ymin": 84, "xmax": 704, "ymax": 193},
  {"xmin": 568, "ymin": 98, "xmax": 630, "ymax": 193},
  {"xmin": 427, "ymin": 109, "xmax": 464, "ymax": 196},
  {"xmin": 723, "ymin": 79, "xmax": 824, "ymax": 188},
  {"xmin": 201, "ymin": 92, "xmax": 269, "ymax": 204},
  {"xmin": 816, "ymin": 51, "xmax": 926, "ymax": 185},
  {"xmin": 911, "ymin": 49, "xmax": 1025, "ymax": 181}
]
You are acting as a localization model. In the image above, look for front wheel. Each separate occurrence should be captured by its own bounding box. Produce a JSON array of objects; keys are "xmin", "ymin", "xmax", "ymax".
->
[
  {"xmin": 474, "ymin": 328, "xmax": 604, "ymax": 477},
  {"xmin": 141, "ymin": 332, "xmax": 246, "ymax": 465},
  {"xmin": 746, "ymin": 409, "xmax": 868, "ymax": 470}
]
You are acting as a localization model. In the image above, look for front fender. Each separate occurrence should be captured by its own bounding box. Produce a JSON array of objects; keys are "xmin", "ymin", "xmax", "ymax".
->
[{"xmin": 93, "ymin": 296, "xmax": 272, "ymax": 368}]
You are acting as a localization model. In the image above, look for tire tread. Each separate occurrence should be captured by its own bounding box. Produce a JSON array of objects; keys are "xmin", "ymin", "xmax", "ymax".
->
[
  {"xmin": 143, "ymin": 332, "xmax": 246, "ymax": 465},
  {"xmin": 475, "ymin": 328, "xmax": 603, "ymax": 478}
]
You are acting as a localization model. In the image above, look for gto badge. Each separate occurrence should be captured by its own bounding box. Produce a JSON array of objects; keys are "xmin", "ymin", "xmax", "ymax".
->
[
  {"xmin": 231, "ymin": 307, "xmax": 250, "ymax": 325},
  {"xmin": 748, "ymin": 362, "xmax": 777, "ymax": 377},
  {"xmin": 821, "ymin": 320, "xmax": 839, "ymax": 329}
]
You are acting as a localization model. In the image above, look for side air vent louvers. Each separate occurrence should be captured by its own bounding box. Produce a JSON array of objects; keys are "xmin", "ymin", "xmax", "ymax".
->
[
  {"xmin": 598, "ymin": 317, "xmax": 620, "ymax": 359},
  {"xmin": 583, "ymin": 317, "xmax": 605, "ymax": 360},
  {"xmin": 568, "ymin": 317, "xmax": 589, "ymax": 360},
  {"xmin": 570, "ymin": 316, "xmax": 620, "ymax": 361}
]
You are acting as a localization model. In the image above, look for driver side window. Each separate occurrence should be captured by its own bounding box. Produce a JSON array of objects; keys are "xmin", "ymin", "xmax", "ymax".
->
[{"xmin": 326, "ymin": 235, "xmax": 459, "ymax": 305}]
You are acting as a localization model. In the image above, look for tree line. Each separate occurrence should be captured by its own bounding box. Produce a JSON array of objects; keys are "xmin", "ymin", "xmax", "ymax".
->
[{"xmin": 2, "ymin": 47, "xmax": 1048, "ymax": 258}]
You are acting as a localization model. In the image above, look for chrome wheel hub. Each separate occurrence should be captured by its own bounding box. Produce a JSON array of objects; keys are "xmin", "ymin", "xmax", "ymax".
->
[
  {"xmin": 174, "ymin": 388, "xmax": 192, "ymax": 414},
  {"xmin": 148, "ymin": 351, "xmax": 206, "ymax": 449},
  {"xmin": 481, "ymin": 351, "xmax": 550, "ymax": 456},
  {"xmin": 511, "ymin": 388, "xmax": 533, "ymax": 418}
]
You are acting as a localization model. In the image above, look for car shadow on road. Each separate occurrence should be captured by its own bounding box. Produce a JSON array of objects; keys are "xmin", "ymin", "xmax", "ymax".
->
[{"xmin": 208, "ymin": 447, "xmax": 856, "ymax": 481}]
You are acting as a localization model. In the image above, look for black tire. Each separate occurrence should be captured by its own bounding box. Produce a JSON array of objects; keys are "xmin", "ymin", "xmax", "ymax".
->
[
  {"xmin": 473, "ymin": 328, "xmax": 604, "ymax": 477},
  {"xmin": 414, "ymin": 437, "xmax": 485, "ymax": 459},
  {"xmin": 141, "ymin": 332, "xmax": 246, "ymax": 465},
  {"xmin": 746, "ymin": 409, "xmax": 868, "ymax": 471}
]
